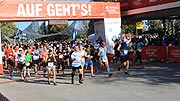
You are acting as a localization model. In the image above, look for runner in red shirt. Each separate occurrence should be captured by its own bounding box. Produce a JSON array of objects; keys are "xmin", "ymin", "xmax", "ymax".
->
[{"xmin": 5, "ymin": 45, "xmax": 14, "ymax": 80}]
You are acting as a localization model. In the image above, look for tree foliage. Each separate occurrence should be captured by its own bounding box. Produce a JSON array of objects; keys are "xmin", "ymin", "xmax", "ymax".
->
[
  {"xmin": 38, "ymin": 23, "xmax": 68, "ymax": 35},
  {"xmin": 121, "ymin": 20, "xmax": 136, "ymax": 35},
  {"xmin": 0, "ymin": 22, "xmax": 16, "ymax": 36},
  {"xmin": 88, "ymin": 20, "xmax": 94, "ymax": 35}
]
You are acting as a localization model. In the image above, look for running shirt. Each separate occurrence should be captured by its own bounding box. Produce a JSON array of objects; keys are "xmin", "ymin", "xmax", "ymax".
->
[
  {"xmin": 136, "ymin": 42, "xmax": 143, "ymax": 52},
  {"xmin": 5, "ymin": 48, "xmax": 13, "ymax": 60},
  {"xmin": 32, "ymin": 50, "xmax": 39, "ymax": 60},
  {"xmin": 25, "ymin": 54, "xmax": 32, "ymax": 62},
  {"xmin": 17, "ymin": 52, "xmax": 25, "ymax": 64},
  {"xmin": 120, "ymin": 42, "xmax": 128, "ymax": 56},
  {"xmin": 99, "ymin": 46, "xmax": 107, "ymax": 62},
  {"xmin": 71, "ymin": 51, "xmax": 83, "ymax": 67},
  {"xmin": 47, "ymin": 55, "xmax": 55, "ymax": 62},
  {"xmin": 41, "ymin": 51, "xmax": 48, "ymax": 62}
]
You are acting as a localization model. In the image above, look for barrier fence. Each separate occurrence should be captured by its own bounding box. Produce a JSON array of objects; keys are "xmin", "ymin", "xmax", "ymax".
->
[{"xmin": 108, "ymin": 46, "xmax": 180, "ymax": 62}]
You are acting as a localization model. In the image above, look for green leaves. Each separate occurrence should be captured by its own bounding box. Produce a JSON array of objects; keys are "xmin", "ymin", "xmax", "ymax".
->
[{"xmin": 0, "ymin": 22, "xmax": 16, "ymax": 37}]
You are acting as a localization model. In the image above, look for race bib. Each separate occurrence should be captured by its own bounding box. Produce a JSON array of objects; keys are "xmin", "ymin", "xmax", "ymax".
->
[
  {"xmin": 59, "ymin": 55, "xmax": 63, "ymax": 58},
  {"xmin": 26, "ymin": 62, "xmax": 30, "ymax": 66},
  {"xmin": 124, "ymin": 50, "xmax": 128, "ymax": 55},
  {"xmin": 138, "ymin": 49, "xmax": 142, "ymax": 52},
  {"xmin": 48, "ymin": 62, "xmax": 54, "ymax": 67}
]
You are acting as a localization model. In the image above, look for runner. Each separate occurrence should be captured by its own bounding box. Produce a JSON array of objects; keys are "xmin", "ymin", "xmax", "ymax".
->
[
  {"xmin": 117, "ymin": 34, "xmax": 132, "ymax": 75},
  {"xmin": 46, "ymin": 49, "xmax": 57, "ymax": 85},
  {"xmin": 41, "ymin": 47, "xmax": 48, "ymax": 77},
  {"xmin": 55, "ymin": 49, "xmax": 65, "ymax": 76},
  {"xmin": 134, "ymin": 38, "xmax": 144, "ymax": 68},
  {"xmin": 71, "ymin": 45, "xmax": 84, "ymax": 84},
  {"xmin": 85, "ymin": 44, "xmax": 95, "ymax": 77},
  {"xmin": 98, "ymin": 42, "xmax": 113, "ymax": 78},
  {"xmin": 17, "ymin": 48, "xmax": 26, "ymax": 80},
  {"xmin": 79, "ymin": 44, "xmax": 86, "ymax": 80},
  {"xmin": 25, "ymin": 49, "xmax": 32, "ymax": 77},
  {"xmin": 32, "ymin": 46, "xmax": 40, "ymax": 76},
  {"xmin": 5, "ymin": 44, "xmax": 14, "ymax": 80}
]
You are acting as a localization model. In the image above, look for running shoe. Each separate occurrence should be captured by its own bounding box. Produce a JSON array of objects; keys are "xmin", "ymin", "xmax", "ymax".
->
[
  {"xmin": 48, "ymin": 81, "xmax": 51, "ymax": 85},
  {"xmin": 53, "ymin": 81, "xmax": 57, "ymax": 85},
  {"xmin": 79, "ymin": 80, "xmax": 83, "ymax": 84},
  {"xmin": 10, "ymin": 76, "xmax": 13, "ymax": 80},
  {"xmin": 124, "ymin": 72, "xmax": 130, "ymax": 75}
]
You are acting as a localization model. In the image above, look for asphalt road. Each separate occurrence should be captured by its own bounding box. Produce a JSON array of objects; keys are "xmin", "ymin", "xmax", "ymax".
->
[{"xmin": 0, "ymin": 62, "xmax": 180, "ymax": 101}]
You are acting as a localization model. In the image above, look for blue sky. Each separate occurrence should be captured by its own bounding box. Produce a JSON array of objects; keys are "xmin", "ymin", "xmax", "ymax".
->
[{"xmin": 15, "ymin": 0, "xmax": 90, "ymax": 30}]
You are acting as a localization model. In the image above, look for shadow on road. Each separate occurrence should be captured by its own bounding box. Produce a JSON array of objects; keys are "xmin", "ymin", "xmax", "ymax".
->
[{"xmin": 92, "ymin": 62, "xmax": 180, "ymax": 86}]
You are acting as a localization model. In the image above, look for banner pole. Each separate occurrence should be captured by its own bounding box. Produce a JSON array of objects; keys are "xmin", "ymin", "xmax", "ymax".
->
[{"xmin": 0, "ymin": 22, "xmax": 3, "ymax": 75}]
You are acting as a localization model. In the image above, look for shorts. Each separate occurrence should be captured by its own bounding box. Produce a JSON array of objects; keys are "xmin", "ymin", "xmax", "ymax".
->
[
  {"xmin": 47, "ymin": 62, "xmax": 55, "ymax": 69},
  {"xmin": 33, "ymin": 60, "xmax": 39, "ymax": 65},
  {"xmin": 72, "ymin": 66, "xmax": 82, "ymax": 72},
  {"xmin": 120, "ymin": 55, "xmax": 129, "ymax": 63},
  {"xmin": 18, "ymin": 63, "xmax": 25, "ymax": 70},
  {"xmin": 7, "ymin": 60, "xmax": 14, "ymax": 66},
  {"xmin": 25, "ymin": 62, "xmax": 32, "ymax": 69},
  {"xmin": 41, "ymin": 62, "xmax": 47, "ymax": 67},
  {"xmin": 85, "ymin": 60, "xmax": 93, "ymax": 69}
]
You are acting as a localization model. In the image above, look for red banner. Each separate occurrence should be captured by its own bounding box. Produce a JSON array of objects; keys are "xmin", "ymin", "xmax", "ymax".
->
[
  {"xmin": 168, "ymin": 46, "xmax": 180, "ymax": 61},
  {"xmin": 121, "ymin": 0, "xmax": 178, "ymax": 10},
  {"xmin": 142, "ymin": 46, "xmax": 166, "ymax": 60},
  {"xmin": 0, "ymin": 0, "xmax": 121, "ymax": 21}
]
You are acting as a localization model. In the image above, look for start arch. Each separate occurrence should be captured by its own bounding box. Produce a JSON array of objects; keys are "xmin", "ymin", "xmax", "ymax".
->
[{"xmin": 0, "ymin": 0, "xmax": 121, "ymax": 74}]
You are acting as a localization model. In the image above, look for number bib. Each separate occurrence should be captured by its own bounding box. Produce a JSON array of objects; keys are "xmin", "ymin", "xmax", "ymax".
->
[
  {"xmin": 48, "ymin": 62, "xmax": 54, "ymax": 67},
  {"xmin": 123, "ymin": 50, "xmax": 128, "ymax": 55},
  {"xmin": 26, "ymin": 62, "xmax": 30, "ymax": 66}
]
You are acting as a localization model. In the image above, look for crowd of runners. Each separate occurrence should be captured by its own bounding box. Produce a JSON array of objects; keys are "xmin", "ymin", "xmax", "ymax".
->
[{"xmin": 2, "ymin": 33, "xmax": 145, "ymax": 85}]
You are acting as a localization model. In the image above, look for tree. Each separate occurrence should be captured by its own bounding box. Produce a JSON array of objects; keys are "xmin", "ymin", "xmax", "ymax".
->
[
  {"xmin": 0, "ymin": 22, "xmax": 16, "ymax": 36},
  {"xmin": 38, "ymin": 23, "xmax": 68, "ymax": 34},
  {"xmin": 121, "ymin": 20, "xmax": 136, "ymax": 35},
  {"xmin": 87, "ymin": 20, "xmax": 94, "ymax": 35}
]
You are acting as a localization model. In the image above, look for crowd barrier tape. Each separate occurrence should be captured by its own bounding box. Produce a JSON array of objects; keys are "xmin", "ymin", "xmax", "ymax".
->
[
  {"xmin": 167, "ymin": 46, "xmax": 180, "ymax": 61},
  {"xmin": 142, "ymin": 46, "xmax": 166, "ymax": 60}
]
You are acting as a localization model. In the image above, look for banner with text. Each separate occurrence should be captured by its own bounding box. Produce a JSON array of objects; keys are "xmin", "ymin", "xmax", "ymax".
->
[
  {"xmin": 0, "ymin": 0, "xmax": 121, "ymax": 21},
  {"xmin": 168, "ymin": 46, "xmax": 180, "ymax": 61},
  {"xmin": 142, "ymin": 46, "xmax": 166, "ymax": 60}
]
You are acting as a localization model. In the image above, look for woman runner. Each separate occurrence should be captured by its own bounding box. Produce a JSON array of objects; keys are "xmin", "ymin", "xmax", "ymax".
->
[{"xmin": 46, "ymin": 50, "xmax": 57, "ymax": 85}]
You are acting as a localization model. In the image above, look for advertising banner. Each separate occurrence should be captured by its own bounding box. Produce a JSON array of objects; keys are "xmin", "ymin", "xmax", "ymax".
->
[
  {"xmin": 168, "ymin": 46, "xmax": 180, "ymax": 61},
  {"xmin": 142, "ymin": 46, "xmax": 166, "ymax": 60},
  {"xmin": 0, "ymin": 0, "xmax": 121, "ymax": 21},
  {"xmin": 128, "ymin": 0, "xmax": 178, "ymax": 9}
]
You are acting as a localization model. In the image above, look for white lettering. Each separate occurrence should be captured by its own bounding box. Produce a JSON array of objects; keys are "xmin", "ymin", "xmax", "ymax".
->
[
  {"xmin": 55, "ymin": 4, "xmax": 63, "ymax": 16},
  {"xmin": 35, "ymin": 4, "xmax": 43, "ymax": 16},
  {"xmin": 71, "ymin": 4, "xmax": 77, "ymax": 16},
  {"xmin": 47, "ymin": 4, "xmax": 55, "ymax": 16},
  {"xmin": 63, "ymin": 4, "xmax": 71, "ymax": 16},
  {"xmin": 17, "ymin": 4, "xmax": 26, "ymax": 16},
  {"xmin": 26, "ymin": 4, "xmax": 34, "ymax": 16},
  {"xmin": 81, "ymin": 4, "xmax": 88, "ymax": 16}
]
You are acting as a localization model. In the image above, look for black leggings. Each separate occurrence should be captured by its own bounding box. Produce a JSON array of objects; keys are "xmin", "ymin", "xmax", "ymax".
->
[{"xmin": 135, "ymin": 51, "xmax": 142, "ymax": 65}]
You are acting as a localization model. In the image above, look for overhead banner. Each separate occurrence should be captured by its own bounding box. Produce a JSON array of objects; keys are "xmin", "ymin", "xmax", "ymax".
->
[
  {"xmin": 0, "ymin": 0, "xmax": 120, "ymax": 21},
  {"xmin": 120, "ymin": 0, "xmax": 178, "ymax": 11}
]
